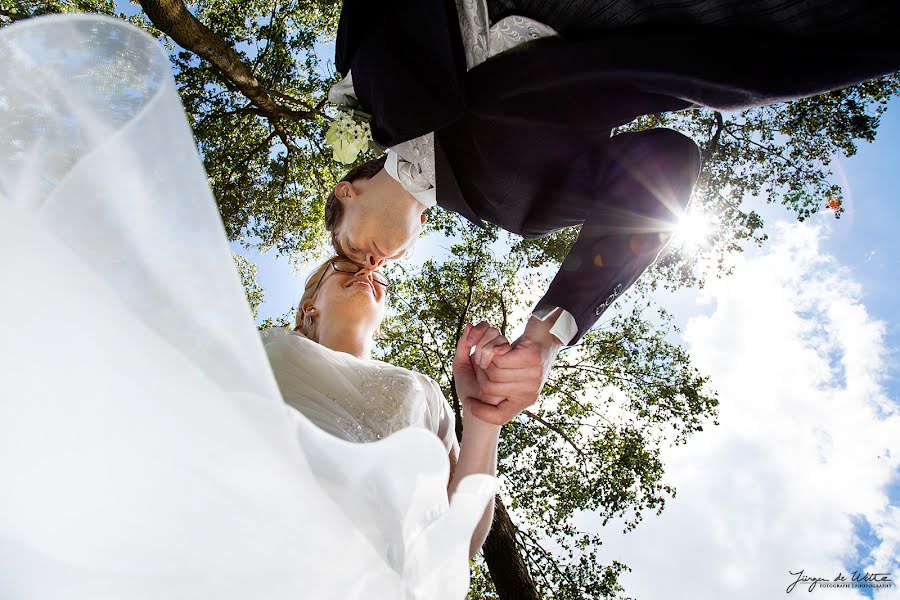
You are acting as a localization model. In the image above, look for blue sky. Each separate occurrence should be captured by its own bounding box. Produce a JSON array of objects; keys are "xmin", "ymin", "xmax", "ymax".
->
[
  {"xmin": 796, "ymin": 101, "xmax": 900, "ymax": 596},
  {"xmin": 824, "ymin": 104, "xmax": 900, "ymax": 391}
]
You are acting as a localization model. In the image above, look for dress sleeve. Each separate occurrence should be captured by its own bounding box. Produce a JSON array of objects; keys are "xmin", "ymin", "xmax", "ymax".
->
[{"xmin": 422, "ymin": 376, "xmax": 459, "ymax": 458}]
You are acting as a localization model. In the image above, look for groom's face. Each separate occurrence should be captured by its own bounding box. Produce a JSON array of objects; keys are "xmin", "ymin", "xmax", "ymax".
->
[{"xmin": 331, "ymin": 170, "xmax": 426, "ymax": 268}]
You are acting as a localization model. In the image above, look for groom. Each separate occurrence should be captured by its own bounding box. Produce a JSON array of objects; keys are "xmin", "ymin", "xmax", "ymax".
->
[{"xmin": 327, "ymin": 0, "xmax": 900, "ymax": 425}]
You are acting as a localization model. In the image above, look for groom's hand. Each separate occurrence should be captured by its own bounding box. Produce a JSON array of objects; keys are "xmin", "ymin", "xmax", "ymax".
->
[{"xmin": 467, "ymin": 312, "xmax": 564, "ymax": 426}]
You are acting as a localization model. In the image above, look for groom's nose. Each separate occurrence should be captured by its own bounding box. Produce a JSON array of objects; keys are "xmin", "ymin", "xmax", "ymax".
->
[{"xmin": 366, "ymin": 252, "xmax": 385, "ymax": 268}]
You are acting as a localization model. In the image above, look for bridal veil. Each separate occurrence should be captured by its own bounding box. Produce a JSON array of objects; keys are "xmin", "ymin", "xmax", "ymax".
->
[{"xmin": 0, "ymin": 14, "xmax": 495, "ymax": 599}]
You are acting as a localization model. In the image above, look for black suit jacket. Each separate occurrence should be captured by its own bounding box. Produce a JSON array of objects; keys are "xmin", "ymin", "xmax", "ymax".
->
[{"xmin": 339, "ymin": 1, "xmax": 899, "ymax": 150}]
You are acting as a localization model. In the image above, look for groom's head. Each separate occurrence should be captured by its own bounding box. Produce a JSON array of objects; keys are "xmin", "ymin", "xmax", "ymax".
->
[{"xmin": 324, "ymin": 156, "xmax": 427, "ymax": 268}]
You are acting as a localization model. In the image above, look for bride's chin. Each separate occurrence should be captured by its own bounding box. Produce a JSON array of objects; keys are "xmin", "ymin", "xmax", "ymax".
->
[{"xmin": 340, "ymin": 291, "xmax": 381, "ymax": 315}]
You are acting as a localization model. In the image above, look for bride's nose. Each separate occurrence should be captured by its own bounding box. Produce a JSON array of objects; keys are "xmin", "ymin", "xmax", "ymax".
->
[{"xmin": 353, "ymin": 269, "xmax": 375, "ymax": 283}]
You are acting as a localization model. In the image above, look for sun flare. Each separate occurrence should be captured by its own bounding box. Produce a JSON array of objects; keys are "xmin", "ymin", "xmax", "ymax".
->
[{"xmin": 673, "ymin": 211, "xmax": 711, "ymax": 249}]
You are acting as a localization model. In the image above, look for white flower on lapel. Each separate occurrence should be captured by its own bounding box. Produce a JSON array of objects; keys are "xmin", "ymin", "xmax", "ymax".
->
[{"xmin": 325, "ymin": 112, "xmax": 372, "ymax": 165}]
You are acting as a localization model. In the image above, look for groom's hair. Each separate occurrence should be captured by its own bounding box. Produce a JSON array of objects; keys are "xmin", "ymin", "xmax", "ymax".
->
[{"xmin": 323, "ymin": 155, "xmax": 387, "ymax": 251}]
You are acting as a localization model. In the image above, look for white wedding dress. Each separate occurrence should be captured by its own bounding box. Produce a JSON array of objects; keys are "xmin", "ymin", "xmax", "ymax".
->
[{"xmin": 0, "ymin": 14, "xmax": 495, "ymax": 600}]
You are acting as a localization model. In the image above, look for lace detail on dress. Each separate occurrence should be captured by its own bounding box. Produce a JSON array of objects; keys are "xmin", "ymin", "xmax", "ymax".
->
[
  {"xmin": 355, "ymin": 364, "xmax": 423, "ymax": 440},
  {"xmin": 263, "ymin": 328, "xmax": 451, "ymax": 448}
]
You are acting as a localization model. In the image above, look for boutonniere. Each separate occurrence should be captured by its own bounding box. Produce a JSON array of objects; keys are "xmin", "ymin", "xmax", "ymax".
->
[{"xmin": 324, "ymin": 108, "xmax": 374, "ymax": 165}]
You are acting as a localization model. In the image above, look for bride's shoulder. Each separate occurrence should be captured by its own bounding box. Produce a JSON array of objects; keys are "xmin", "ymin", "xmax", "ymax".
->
[
  {"xmin": 261, "ymin": 326, "xmax": 300, "ymax": 343},
  {"xmin": 260, "ymin": 327, "xmax": 318, "ymax": 355}
]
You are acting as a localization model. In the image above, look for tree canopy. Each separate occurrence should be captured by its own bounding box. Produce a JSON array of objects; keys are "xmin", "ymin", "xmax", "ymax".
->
[{"xmin": 3, "ymin": 1, "xmax": 897, "ymax": 597}]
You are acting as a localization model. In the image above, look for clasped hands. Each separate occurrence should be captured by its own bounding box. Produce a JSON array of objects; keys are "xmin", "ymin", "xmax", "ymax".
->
[{"xmin": 452, "ymin": 311, "xmax": 564, "ymax": 426}]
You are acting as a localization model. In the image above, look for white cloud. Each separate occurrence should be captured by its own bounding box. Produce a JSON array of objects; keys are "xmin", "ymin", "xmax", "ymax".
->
[{"xmin": 589, "ymin": 221, "xmax": 900, "ymax": 599}]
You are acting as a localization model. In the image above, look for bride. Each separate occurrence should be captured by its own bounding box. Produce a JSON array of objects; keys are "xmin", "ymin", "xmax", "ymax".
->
[
  {"xmin": 264, "ymin": 254, "xmax": 511, "ymax": 558},
  {"xmin": 0, "ymin": 14, "xmax": 502, "ymax": 600}
]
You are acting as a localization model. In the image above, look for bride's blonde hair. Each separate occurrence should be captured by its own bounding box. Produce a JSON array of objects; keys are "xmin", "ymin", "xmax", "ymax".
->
[
  {"xmin": 294, "ymin": 255, "xmax": 387, "ymax": 341},
  {"xmin": 294, "ymin": 255, "xmax": 341, "ymax": 341}
]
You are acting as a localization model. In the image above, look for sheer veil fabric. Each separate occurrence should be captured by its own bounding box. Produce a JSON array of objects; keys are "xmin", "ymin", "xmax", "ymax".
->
[{"xmin": 0, "ymin": 15, "xmax": 495, "ymax": 600}]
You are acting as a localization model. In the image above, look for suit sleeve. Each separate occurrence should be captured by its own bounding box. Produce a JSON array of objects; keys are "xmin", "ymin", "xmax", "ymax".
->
[{"xmin": 534, "ymin": 129, "xmax": 702, "ymax": 345}]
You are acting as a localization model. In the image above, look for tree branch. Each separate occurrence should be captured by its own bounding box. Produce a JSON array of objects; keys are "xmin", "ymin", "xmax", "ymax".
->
[
  {"xmin": 273, "ymin": 119, "xmax": 298, "ymax": 153},
  {"xmin": 707, "ymin": 111, "xmax": 724, "ymax": 158},
  {"xmin": 723, "ymin": 126, "xmax": 792, "ymax": 167},
  {"xmin": 696, "ymin": 110, "xmax": 724, "ymax": 192},
  {"xmin": 194, "ymin": 104, "xmax": 258, "ymax": 130},
  {"xmin": 447, "ymin": 267, "xmax": 478, "ymax": 435},
  {"xmin": 498, "ymin": 291, "xmax": 508, "ymax": 339},
  {"xmin": 392, "ymin": 293, "xmax": 451, "ymax": 385},
  {"xmin": 453, "ymin": 264, "xmax": 477, "ymax": 346},
  {"xmin": 137, "ymin": 0, "xmax": 316, "ymax": 135},
  {"xmin": 269, "ymin": 88, "xmax": 330, "ymax": 119},
  {"xmin": 558, "ymin": 389, "xmax": 615, "ymax": 427},
  {"xmin": 518, "ymin": 526, "xmax": 578, "ymax": 591},
  {"xmin": 251, "ymin": 0, "xmax": 280, "ymax": 75},
  {"xmin": 518, "ymin": 535, "xmax": 557, "ymax": 594},
  {"xmin": 523, "ymin": 410, "xmax": 584, "ymax": 456},
  {"xmin": 449, "ymin": 376, "xmax": 463, "ymax": 441},
  {"xmin": 416, "ymin": 341, "xmax": 438, "ymax": 376},
  {"xmin": 220, "ymin": 130, "xmax": 278, "ymax": 184}
]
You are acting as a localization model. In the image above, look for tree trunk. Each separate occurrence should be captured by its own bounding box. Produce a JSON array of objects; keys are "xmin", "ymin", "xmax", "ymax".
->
[{"xmin": 483, "ymin": 497, "xmax": 541, "ymax": 600}]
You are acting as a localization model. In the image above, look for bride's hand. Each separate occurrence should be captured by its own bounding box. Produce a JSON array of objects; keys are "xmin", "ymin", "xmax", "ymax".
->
[{"xmin": 453, "ymin": 322, "xmax": 510, "ymax": 408}]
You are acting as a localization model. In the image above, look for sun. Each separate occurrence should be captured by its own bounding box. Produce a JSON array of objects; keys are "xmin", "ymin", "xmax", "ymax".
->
[{"xmin": 673, "ymin": 210, "xmax": 711, "ymax": 249}]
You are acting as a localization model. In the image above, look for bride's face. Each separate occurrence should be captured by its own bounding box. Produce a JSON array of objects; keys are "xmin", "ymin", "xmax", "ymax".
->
[{"xmin": 314, "ymin": 260, "xmax": 388, "ymax": 333}]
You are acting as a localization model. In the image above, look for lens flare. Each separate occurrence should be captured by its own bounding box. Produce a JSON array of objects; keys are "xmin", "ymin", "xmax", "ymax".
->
[{"xmin": 673, "ymin": 210, "xmax": 711, "ymax": 249}]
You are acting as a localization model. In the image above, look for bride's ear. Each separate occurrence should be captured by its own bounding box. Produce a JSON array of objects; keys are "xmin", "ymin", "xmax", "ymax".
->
[{"xmin": 296, "ymin": 301, "xmax": 320, "ymax": 340}]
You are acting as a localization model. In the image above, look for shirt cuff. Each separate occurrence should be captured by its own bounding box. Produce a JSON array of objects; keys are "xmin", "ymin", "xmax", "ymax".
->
[
  {"xmin": 532, "ymin": 307, "xmax": 577, "ymax": 346},
  {"xmin": 383, "ymin": 151, "xmax": 437, "ymax": 208}
]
